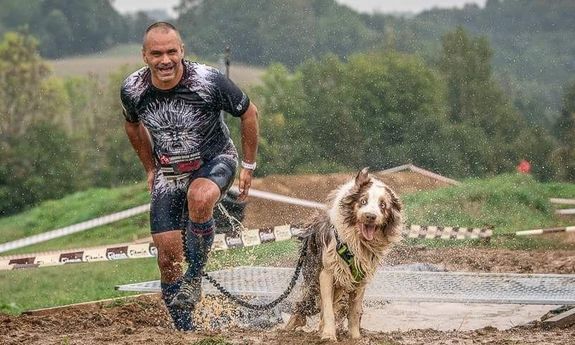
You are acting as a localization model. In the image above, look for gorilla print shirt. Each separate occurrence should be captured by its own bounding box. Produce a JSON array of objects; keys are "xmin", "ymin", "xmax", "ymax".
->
[{"xmin": 120, "ymin": 60, "xmax": 250, "ymax": 166}]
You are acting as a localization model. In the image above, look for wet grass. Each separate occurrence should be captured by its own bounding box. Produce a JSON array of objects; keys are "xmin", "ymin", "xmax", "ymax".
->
[
  {"xmin": 402, "ymin": 173, "xmax": 575, "ymax": 249},
  {"xmin": 0, "ymin": 240, "xmax": 299, "ymax": 315},
  {"xmin": 0, "ymin": 182, "xmax": 150, "ymax": 255}
]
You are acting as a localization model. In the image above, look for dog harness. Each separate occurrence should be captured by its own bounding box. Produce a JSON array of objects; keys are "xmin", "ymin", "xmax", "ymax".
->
[{"xmin": 333, "ymin": 228, "xmax": 365, "ymax": 283}]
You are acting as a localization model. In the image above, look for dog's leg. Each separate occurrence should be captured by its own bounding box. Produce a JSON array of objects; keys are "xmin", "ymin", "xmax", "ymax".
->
[
  {"xmin": 319, "ymin": 270, "xmax": 337, "ymax": 341},
  {"xmin": 348, "ymin": 285, "xmax": 366, "ymax": 339},
  {"xmin": 333, "ymin": 288, "xmax": 347, "ymax": 329}
]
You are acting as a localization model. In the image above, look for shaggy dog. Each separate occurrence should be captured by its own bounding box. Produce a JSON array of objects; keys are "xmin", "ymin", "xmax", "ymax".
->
[{"xmin": 285, "ymin": 168, "xmax": 403, "ymax": 341}]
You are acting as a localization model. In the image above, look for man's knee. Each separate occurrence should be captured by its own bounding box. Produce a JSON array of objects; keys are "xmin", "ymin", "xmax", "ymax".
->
[
  {"xmin": 188, "ymin": 192, "xmax": 216, "ymax": 212},
  {"xmin": 187, "ymin": 180, "xmax": 220, "ymax": 219}
]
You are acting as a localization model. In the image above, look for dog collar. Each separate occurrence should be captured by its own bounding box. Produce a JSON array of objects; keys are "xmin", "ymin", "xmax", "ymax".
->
[{"xmin": 333, "ymin": 229, "xmax": 365, "ymax": 283}]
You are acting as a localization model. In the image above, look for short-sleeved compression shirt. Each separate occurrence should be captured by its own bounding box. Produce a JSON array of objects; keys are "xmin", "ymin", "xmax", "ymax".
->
[{"xmin": 120, "ymin": 60, "xmax": 250, "ymax": 164}]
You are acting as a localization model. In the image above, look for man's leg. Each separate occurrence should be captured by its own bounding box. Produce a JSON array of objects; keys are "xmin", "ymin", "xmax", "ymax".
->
[
  {"xmin": 169, "ymin": 177, "xmax": 220, "ymax": 308},
  {"xmin": 152, "ymin": 231, "xmax": 195, "ymax": 331},
  {"xmin": 150, "ymin": 174, "xmax": 194, "ymax": 331}
]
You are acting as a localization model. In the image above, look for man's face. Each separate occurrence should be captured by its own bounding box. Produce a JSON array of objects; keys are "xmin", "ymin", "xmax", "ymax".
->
[{"xmin": 142, "ymin": 29, "xmax": 184, "ymax": 89}]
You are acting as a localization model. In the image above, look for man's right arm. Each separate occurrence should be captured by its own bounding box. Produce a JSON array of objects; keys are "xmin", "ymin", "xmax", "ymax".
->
[{"xmin": 124, "ymin": 121, "xmax": 156, "ymax": 191}]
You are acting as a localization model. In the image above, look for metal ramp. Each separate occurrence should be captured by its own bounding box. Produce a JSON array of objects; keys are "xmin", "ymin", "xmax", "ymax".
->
[{"xmin": 116, "ymin": 266, "xmax": 575, "ymax": 305}]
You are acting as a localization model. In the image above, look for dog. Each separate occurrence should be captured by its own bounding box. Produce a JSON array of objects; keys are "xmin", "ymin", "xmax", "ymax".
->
[{"xmin": 285, "ymin": 167, "xmax": 403, "ymax": 340}]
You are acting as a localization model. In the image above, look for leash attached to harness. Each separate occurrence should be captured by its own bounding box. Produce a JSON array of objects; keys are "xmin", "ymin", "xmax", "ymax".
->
[
  {"xmin": 333, "ymin": 228, "xmax": 365, "ymax": 283},
  {"xmin": 201, "ymin": 203, "xmax": 307, "ymax": 310}
]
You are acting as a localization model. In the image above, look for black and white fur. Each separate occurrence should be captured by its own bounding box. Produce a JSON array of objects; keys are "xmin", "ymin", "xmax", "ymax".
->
[{"xmin": 286, "ymin": 168, "xmax": 402, "ymax": 340}]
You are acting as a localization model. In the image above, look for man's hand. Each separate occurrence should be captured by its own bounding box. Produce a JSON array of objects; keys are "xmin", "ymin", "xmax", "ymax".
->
[{"xmin": 238, "ymin": 168, "xmax": 254, "ymax": 201}]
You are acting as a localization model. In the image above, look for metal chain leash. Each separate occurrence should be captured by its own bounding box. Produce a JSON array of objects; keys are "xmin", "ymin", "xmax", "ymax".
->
[
  {"xmin": 180, "ymin": 202, "xmax": 307, "ymax": 311},
  {"xmin": 216, "ymin": 203, "xmax": 247, "ymax": 236},
  {"xmin": 202, "ymin": 238, "xmax": 307, "ymax": 310}
]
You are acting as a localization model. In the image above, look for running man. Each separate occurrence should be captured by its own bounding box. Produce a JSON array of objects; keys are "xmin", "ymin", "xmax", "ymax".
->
[{"xmin": 121, "ymin": 22, "xmax": 259, "ymax": 331}]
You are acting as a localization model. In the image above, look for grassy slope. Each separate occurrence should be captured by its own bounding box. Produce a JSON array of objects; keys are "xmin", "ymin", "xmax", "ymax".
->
[
  {"xmin": 1, "ymin": 173, "xmax": 574, "ymax": 314},
  {"xmin": 404, "ymin": 173, "xmax": 575, "ymax": 233},
  {"xmin": 0, "ymin": 183, "xmax": 151, "ymax": 255}
]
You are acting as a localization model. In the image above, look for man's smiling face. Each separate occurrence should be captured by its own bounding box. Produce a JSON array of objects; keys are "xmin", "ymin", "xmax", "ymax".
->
[{"xmin": 142, "ymin": 28, "xmax": 185, "ymax": 90}]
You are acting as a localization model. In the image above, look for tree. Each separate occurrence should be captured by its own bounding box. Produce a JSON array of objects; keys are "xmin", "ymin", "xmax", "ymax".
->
[
  {"xmin": 551, "ymin": 81, "xmax": 575, "ymax": 181},
  {"xmin": 0, "ymin": 122, "xmax": 79, "ymax": 215},
  {"xmin": 0, "ymin": 32, "xmax": 51, "ymax": 140},
  {"xmin": 438, "ymin": 27, "xmax": 530, "ymax": 174},
  {"xmin": 0, "ymin": 31, "xmax": 78, "ymax": 215},
  {"xmin": 176, "ymin": 0, "xmax": 378, "ymax": 67},
  {"xmin": 251, "ymin": 51, "xmax": 456, "ymax": 175}
]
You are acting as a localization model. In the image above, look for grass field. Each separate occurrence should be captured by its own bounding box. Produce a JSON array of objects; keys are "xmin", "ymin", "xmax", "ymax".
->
[
  {"xmin": 0, "ymin": 240, "xmax": 298, "ymax": 315},
  {"xmin": 48, "ymin": 43, "xmax": 265, "ymax": 87},
  {"xmin": 1, "ymin": 173, "xmax": 574, "ymax": 314}
]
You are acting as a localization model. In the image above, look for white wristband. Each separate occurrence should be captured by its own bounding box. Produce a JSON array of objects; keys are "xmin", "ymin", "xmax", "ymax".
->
[{"xmin": 241, "ymin": 160, "xmax": 257, "ymax": 170}]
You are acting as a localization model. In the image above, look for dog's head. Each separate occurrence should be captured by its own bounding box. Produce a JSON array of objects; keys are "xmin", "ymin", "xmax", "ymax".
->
[{"xmin": 330, "ymin": 167, "xmax": 402, "ymax": 243}]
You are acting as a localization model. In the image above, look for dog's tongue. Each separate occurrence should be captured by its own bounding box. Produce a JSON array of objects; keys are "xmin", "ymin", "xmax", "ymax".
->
[{"xmin": 360, "ymin": 223, "xmax": 376, "ymax": 241}]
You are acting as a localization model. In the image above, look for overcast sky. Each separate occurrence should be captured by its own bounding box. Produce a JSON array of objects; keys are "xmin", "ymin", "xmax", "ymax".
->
[{"xmin": 112, "ymin": 0, "xmax": 487, "ymax": 17}]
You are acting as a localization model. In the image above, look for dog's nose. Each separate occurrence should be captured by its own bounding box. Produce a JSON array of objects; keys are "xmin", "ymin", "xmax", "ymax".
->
[{"xmin": 363, "ymin": 213, "xmax": 377, "ymax": 223}]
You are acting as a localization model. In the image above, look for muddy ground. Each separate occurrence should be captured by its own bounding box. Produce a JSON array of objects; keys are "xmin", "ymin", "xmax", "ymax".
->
[
  {"xmin": 2, "ymin": 245, "xmax": 574, "ymax": 345},
  {"xmin": 1, "ymin": 169, "xmax": 574, "ymax": 344}
]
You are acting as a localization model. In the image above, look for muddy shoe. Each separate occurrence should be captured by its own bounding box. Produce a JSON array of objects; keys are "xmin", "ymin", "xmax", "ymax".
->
[{"xmin": 169, "ymin": 277, "xmax": 202, "ymax": 309}]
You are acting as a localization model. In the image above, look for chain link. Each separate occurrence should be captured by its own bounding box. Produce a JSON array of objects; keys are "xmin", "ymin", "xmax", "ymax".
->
[
  {"xmin": 203, "ymin": 238, "xmax": 307, "ymax": 310},
  {"xmin": 180, "ymin": 202, "xmax": 307, "ymax": 311}
]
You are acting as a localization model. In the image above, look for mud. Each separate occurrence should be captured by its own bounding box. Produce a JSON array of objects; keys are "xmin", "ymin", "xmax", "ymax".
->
[{"xmin": 2, "ymin": 246, "xmax": 574, "ymax": 345}]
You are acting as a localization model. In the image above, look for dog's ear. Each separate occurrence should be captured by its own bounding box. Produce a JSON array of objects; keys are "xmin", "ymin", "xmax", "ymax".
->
[
  {"xmin": 385, "ymin": 186, "xmax": 403, "ymax": 222},
  {"xmin": 384, "ymin": 186, "xmax": 401, "ymax": 212},
  {"xmin": 355, "ymin": 167, "xmax": 370, "ymax": 187}
]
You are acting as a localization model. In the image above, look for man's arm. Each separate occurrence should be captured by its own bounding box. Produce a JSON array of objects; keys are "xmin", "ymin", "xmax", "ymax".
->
[
  {"xmin": 238, "ymin": 102, "xmax": 259, "ymax": 200},
  {"xmin": 124, "ymin": 121, "xmax": 156, "ymax": 191}
]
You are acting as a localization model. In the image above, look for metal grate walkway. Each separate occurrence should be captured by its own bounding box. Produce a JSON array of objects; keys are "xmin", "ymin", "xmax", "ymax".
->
[{"xmin": 116, "ymin": 266, "xmax": 575, "ymax": 305}]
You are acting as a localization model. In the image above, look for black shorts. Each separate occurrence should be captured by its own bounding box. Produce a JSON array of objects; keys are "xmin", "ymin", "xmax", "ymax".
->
[{"xmin": 150, "ymin": 154, "xmax": 237, "ymax": 234}]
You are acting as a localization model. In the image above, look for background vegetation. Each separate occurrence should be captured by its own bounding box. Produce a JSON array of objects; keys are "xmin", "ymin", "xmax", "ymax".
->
[{"xmin": 0, "ymin": 1, "xmax": 573, "ymax": 226}]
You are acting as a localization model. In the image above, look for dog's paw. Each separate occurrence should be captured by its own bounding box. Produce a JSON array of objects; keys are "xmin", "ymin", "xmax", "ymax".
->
[
  {"xmin": 285, "ymin": 314, "xmax": 306, "ymax": 330},
  {"xmin": 320, "ymin": 330, "xmax": 337, "ymax": 341},
  {"xmin": 350, "ymin": 330, "xmax": 362, "ymax": 339}
]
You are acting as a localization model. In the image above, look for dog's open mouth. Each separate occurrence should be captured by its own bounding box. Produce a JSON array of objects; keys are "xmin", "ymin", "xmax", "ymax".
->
[{"xmin": 358, "ymin": 223, "xmax": 377, "ymax": 241}]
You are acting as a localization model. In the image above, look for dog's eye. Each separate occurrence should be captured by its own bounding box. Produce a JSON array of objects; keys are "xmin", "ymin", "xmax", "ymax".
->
[
  {"xmin": 380, "ymin": 201, "xmax": 386, "ymax": 209},
  {"xmin": 360, "ymin": 199, "xmax": 367, "ymax": 205}
]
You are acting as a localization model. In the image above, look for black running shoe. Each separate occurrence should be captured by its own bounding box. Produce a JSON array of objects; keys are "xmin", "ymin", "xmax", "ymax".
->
[{"xmin": 169, "ymin": 277, "xmax": 202, "ymax": 309}]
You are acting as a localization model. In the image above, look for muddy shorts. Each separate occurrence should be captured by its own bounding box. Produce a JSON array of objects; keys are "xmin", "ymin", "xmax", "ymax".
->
[{"xmin": 149, "ymin": 153, "xmax": 237, "ymax": 234}]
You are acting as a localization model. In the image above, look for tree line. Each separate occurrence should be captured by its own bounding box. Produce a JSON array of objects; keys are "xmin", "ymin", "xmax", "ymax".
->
[
  {"xmin": 1, "ymin": 0, "xmax": 573, "ymax": 131},
  {"xmin": 1, "ymin": 1, "xmax": 575, "ymax": 216},
  {"xmin": 0, "ymin": 0, "xmax": 153, "ymax": 58}
]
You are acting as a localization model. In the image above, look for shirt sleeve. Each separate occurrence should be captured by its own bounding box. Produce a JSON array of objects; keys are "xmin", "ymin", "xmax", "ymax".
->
[
  {"xmin": 213, "ymin": 70, "xmax": 251, "ymax": 117},
  {"xmin": 120, "ymin": 84, "xmax": 139, "ymax": 123}
]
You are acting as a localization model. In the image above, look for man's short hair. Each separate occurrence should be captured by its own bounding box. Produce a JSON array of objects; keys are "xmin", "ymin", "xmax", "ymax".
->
[
  {"xmin": 143, "ymin": 22, "xmax": 182, "ymax": 48},
  {"xmin": 145, "ymin": 22, "xmax": 178, "ymax": 34}
]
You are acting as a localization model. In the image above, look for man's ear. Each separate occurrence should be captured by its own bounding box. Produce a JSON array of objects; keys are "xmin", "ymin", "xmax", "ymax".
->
[{"xmin": 142, "ymin": 49, "xmax": 148, "ymax": 64}]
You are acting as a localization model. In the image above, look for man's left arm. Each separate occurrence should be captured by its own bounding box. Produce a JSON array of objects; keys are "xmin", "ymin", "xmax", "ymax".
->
[{"xmin": 238, "ymin": 102, "xmax": 259, "ymax": 201}]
